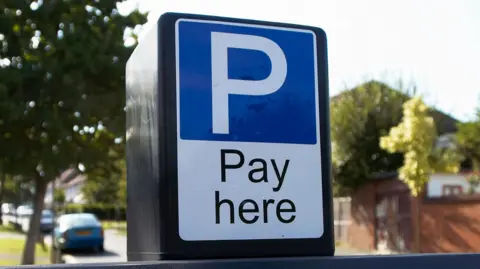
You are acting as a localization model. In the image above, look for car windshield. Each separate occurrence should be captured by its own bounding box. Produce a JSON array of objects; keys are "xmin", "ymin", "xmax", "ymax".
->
[
  {"xmin": 42, "ymin": 210, "xmax": 53, "ymax": 218},
  {"xmin": 18, "ymin": 205, "xmax": 32, "ymax": 211}
]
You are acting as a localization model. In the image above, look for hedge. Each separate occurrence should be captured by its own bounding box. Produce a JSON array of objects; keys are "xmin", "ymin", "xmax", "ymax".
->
[{"xmin": 61, "ymin": 204, "xmax": 126, "ymax": 221}]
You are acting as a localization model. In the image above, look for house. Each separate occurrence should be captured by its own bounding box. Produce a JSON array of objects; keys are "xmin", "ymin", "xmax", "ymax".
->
[
  {"xmin": 331, "ymin": 80, "xmax": 480, "ymax": 253},
  {"xmin": 44, "ymin": 168, "xmax": 87, "ymax": 205},
  {"xmin": 428, "ymin": 172, "xmax": 480, "ymax": 197}
]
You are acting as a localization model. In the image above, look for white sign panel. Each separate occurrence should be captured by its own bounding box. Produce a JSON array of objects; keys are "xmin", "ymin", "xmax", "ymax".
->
[{"xmin": 175, "ymin": 19, "xmax": 323, "ymax": 241}]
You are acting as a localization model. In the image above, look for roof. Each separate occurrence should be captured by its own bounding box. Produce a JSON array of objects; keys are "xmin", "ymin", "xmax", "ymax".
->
[{"xmin": 54, "ymin": 168, "xmax": 86, "ymax": 188}]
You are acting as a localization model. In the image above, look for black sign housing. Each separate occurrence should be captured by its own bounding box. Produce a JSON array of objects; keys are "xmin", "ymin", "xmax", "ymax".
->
[{"xmin": 125, "ymin": 12, "xmax": 333, "ymax": 261}]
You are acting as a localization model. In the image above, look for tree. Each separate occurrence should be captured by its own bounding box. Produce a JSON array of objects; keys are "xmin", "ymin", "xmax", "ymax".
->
[
  {"xmin": 331, "ymin": 80, "xmax": 461, "ymax": 196},
  {"xmin": 0, "ymin": 1, "xmax": 147, "ymax": 264},
  {"xmin": 456, "ymin": 101, "xmax": 480, "ymax": 171},
  {"xmin": 466, "ymin": 172, "xmax": 480, "ymax": 194},
  {"xmin": 82, "ymin": 148, "xmax": 125, "ymax": 205},
  {"xmin": 330, "ymin": 81, "xmax": 413, "ymax": 195},
  {"xmin": 0, "ymin": 167, "xmax": 9, "ymax": 225},
  {"xmin": 53, "ymin": 188, "xmax": 65, "ymax": 205},
  {"xmin": 0, "ymin": 172, "xmax": 25, "ymax": 224},
  {"xmin": 380, "ymin": 97, "xmax": 438, "ymax": 195},
  {"xmin": 380, "ymin": 96, "xmax": 461, "ymax": 252},
  {"xmin": 82, "ymin": 168, "xmax": 121, "ymax": 205},
  {"xmin": 0, "ymin": 162, "xmax": 6, "ymax": 224},
  {"xmin": 457, "ymin": 99, "xmax": 480, "ymax": 194},
  {"xmin": 116, "ymin": 159, "xmax": 126, "ymax": 207},
  {"xmin": 0, "ymin": 87, "xmax": 25, "ymax": 222},
  {"xmin": 117, "ymin": 176, "xmax": 126, "ymax": 206}
]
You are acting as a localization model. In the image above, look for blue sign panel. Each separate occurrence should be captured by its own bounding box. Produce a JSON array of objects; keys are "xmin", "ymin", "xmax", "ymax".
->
[{"xmin": 176, "ymin": 20, "xmax": 318, "ymax": 145}]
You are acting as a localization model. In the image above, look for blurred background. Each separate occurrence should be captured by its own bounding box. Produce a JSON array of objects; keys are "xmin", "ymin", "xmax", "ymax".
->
[{"xmin": 1, "ymin": 0, "xmax": 479, "ymax": 266}]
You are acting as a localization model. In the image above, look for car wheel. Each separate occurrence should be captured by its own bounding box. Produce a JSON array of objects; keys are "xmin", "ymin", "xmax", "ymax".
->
[{"xmin": 92, "ymin": 245, "xmax": 104, "ymax": 253}]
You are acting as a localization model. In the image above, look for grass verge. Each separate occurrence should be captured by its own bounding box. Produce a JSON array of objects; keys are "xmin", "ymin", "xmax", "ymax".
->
[
  {"xmin": 0, "ymin": 238, "xmax": 50, "ymax": 256},
  {"xmin": 102, "ymin": 221, "xmax": 127, "ymax": 235},
  {"xmin": 102, "ymin": 221, "xmax": 126, "ymax": 230},
  {"xmin": 0, "ymin": 238, "xmax": 50, "ymax": 265},
  {"xmin": 0, "ymin": 259, "xmax": 50, "ymax": 266},
  {"xmin": 101, "ymin": 221, "xmax": 127, "ymax": 236}
]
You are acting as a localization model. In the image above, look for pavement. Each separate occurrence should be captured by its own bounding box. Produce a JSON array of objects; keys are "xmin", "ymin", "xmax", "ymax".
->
[{"xmin": 335, "ymin": 246, "xmax": 368, "ymax": 256}]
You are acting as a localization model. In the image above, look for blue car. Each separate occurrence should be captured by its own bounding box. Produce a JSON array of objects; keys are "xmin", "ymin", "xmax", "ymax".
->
[
  {"xmin": 40, "ymin": 209, "xmax": 54, "ymax": 234},
  {"xmin": 53, "ymin": 213, "xmax": 104, "ymax": 253}
]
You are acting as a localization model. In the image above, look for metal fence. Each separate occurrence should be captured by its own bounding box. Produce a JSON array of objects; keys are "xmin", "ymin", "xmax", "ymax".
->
[
  {"xmin": 12, "ymin": 254, "xmax": 480, "ymax": 269},
  {"xmin": 333, "ymin": 197, "xmax": 351, "ymax": 243}
]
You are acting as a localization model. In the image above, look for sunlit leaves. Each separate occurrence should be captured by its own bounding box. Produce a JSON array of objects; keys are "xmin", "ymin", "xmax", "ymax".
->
[
  {"xmin": 380, "ymin": 97, "xmax": 461, "ymax": 197},
  {"xmin": 330, "ymin": 81, "xmax": 408, "ymax": 195},
  {"xmin": 0, "ymin": 0, "xmax": 147, "ymax": 179}
]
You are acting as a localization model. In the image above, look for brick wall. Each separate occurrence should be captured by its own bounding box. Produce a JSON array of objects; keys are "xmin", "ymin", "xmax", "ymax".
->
[
  {"xmin": 347, "ymin": 183, "xmax": 376, "ymax": 251},
  {"xmin": 348, "ymin": 177, "xmax": 480, "ymax": 253},
  {"xmin": 420, "ymin": 196, "xmax": 480, "ymax": 253}
]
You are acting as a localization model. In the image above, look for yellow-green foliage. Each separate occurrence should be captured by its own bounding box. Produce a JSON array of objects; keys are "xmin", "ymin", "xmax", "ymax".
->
[{"xmin": 380, "ymin": 97, "xmax": 460, "ymax": 196}]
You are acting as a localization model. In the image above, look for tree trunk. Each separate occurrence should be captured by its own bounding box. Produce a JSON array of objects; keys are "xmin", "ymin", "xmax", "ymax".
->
[
  {"xmin": 0, "ymin": 162, "xmax": 6, "ymax": 225},
  {"xmin": 50, "ymin": 180, "xmax": 60, "ymax": 263},
  {"xmin": 21, "ymin": 176, "xmax": 48, "ymax": 265}
]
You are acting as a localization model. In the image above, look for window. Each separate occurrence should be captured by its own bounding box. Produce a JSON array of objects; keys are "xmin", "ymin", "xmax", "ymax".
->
[
  {"xmin": 442, "ymin": 185, "xmax": 463, "ymax": 196},
  {"xmin": 42, "ymin": 210, "xmax": 53, "ymax": 218},
  {"xmin": 61, "ymin": 213, "xmax": 100, "ymax": 228}
]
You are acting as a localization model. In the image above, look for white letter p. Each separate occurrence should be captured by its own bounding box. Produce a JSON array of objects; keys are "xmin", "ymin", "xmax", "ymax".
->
[{"xmin": 211, "ymin": 32, "xmax": 287, "ymax": 135}]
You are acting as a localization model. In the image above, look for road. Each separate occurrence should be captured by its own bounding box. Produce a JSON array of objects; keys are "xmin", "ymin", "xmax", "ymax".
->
[{"xmin": 61, "ymin": 230, "xmax": 127, "ymax": 264}]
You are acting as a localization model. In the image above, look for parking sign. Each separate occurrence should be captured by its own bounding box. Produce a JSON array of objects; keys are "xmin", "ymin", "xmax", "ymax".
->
[
  {"xmin": 177, "ymin": 19, "xmax": 324, "ymax": 241},
  {"xmin": 126, "ymin": 13, "xmax": 333, "ymax": 260}
]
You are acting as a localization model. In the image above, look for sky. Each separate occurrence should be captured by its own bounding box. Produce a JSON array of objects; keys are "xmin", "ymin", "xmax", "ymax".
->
[{"xmin": 121, "ymin": 0, "xmax": 480, "ymax": 122}]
